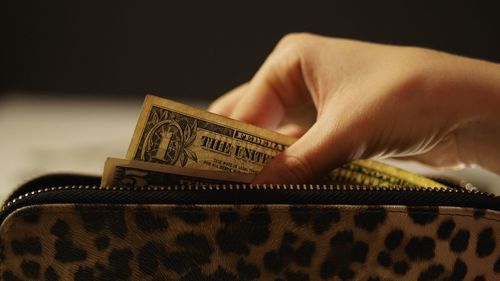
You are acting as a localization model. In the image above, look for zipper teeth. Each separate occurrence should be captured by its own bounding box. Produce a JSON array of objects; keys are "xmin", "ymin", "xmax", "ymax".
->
[{"xmin": 3, "ymin": 183, "xmax": 499, "ymax": 211}]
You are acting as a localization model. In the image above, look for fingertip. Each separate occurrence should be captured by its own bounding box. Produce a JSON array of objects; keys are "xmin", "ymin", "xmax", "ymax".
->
[
  {"xmin": 251, "ymin": 154, "xmax": 287, "ymax": 184},
  {"xmin": 230, "ymin": 90, "xmax": 286, "ymax": 129},
  {"xmin": 251, "ymin": 166, "xmax": 287, "ymax": 184},
  {"xmin": 275, "ymin": 123, "xmax": 308, "ymax": 138},
  {"xmin": 251, "ymin": 172, "xmax": 276, "ymax": 184},
  {"xmin": 208, "ymin": 83, "xmax": 249, "ymax": 116},
  {"xmin": 207, "ymin": 101, "xmax": 229, "ymax": 116},
  {"xmin": 251, "ymin": 152, "xmax": 315, "ymax": 184}
]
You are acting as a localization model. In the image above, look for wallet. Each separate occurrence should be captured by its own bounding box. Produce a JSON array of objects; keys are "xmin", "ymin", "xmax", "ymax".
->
[{"xmin": 1, "ymin": 173, "xmax": 499, "ymax": 281}]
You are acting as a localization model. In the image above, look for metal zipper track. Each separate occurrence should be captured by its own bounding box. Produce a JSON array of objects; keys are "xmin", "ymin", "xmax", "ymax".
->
[{"xmin": 3, "ymin": 183, "xmax": 499, "ymax": 212}]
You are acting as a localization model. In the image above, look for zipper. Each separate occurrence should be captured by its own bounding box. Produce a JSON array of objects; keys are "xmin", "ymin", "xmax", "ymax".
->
[
  {"xmin": 0, "ymin": 181, "xmax": 470, "ymax": 210},
  {"xmin": 2, "ymin": 183, "xmax": 500, "ymax": 225}
]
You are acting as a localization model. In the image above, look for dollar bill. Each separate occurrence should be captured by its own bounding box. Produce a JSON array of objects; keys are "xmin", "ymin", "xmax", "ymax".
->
[
  {"xmin": 125, "ymin": 95, "xmax": 447, "ymax": 188},
  {"xmin": 329, "ymin": 160, "xmax": 447, "ymax": 188},
  {"xmin": 101, "ymin": 157, "xmax": 254, "ymax": 188},
  {"xmin": 126, "ymin": 95, "xmax": 295, "ymax": 174}
]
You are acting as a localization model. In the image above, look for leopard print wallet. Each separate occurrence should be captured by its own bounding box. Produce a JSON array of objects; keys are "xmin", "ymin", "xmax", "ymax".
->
[{"xmin": 1, "ymin": 174, "xmax": 499, "ymax": 281}]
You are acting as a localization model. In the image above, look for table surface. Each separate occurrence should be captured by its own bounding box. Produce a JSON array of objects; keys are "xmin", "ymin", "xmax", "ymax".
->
[{"xmin": 1, "ymin": 95, "xmax": 499, "ymax": 203}]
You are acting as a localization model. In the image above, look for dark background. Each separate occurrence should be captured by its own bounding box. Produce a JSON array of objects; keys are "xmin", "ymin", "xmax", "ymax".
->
[{"xmin": 1, "ymin": 1, "xmax": 500, "ymax": 100}]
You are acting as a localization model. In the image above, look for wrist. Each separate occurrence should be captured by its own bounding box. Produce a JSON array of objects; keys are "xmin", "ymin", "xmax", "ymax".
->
[{"xmin": 436, "ymin": 53, "xmax": 500, "ymax": 173}]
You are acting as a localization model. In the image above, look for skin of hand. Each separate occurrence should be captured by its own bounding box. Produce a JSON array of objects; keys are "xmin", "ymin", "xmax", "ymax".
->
[{"xmin": 208, "ymin": 33, "xmax": 500, "ymax": 183}]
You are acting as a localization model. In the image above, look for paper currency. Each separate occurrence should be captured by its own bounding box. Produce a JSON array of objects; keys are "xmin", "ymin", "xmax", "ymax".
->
[
  {"xmin": 329, "ymin": 160, "xmax": 446, "ymax": 188},
  {"xmin": 125, "ymin": 95, "xmax": 447, "ymax": 188},
  {"xmin": 101, "ymin": 157, "xmax": 253, "ymax": 188},
  {"xmin": 126, "ymin": 95, "xmax": 295, "ymax": 174}
]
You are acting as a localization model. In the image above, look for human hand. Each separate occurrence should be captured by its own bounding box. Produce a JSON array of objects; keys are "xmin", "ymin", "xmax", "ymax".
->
[{"xmin": 209, "ymin": 33, "xmax": 500, "ymax": 183}]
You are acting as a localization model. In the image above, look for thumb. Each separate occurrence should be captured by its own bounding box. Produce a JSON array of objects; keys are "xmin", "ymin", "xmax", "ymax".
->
[{"xmin": 253, "ymin": 117, "xmax": 355, "ymax": 183}]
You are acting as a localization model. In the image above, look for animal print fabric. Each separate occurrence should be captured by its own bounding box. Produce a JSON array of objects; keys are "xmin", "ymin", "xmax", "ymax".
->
[{"xmin": 1, "ymin": 204, "xmax": 499, "ymax": 281}]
